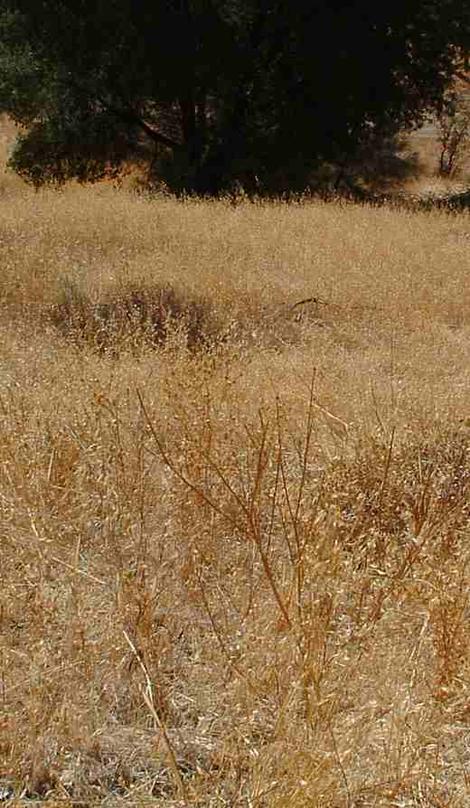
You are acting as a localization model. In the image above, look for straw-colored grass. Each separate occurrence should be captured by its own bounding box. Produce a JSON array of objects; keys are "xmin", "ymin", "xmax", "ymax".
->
[{"xmin": 1, "ymin": 117, "xmax": 469, "ymax": 806}]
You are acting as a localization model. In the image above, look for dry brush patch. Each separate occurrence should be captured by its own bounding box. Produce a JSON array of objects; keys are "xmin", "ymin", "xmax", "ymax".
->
[
  {"xmin": 0, "ymin": 175, "xmax": 469, "ymax": 806},
  {"xmin": 47, "ymin": 283, "xmax": 222, "ymax": 354}
]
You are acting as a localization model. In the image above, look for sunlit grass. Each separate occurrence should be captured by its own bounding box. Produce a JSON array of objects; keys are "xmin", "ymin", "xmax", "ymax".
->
[{"xmin": 0, "ymin": 116, "xmax": 469, "ymax": 806}]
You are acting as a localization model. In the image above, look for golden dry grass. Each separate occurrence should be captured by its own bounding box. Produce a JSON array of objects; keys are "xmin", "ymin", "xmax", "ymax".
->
[{"xmin": 1, "ymin": 118, "xmax": 470, "ymax": 806}]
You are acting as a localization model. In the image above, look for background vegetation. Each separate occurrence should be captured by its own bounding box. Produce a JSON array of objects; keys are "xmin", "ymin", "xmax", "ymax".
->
[{"xmin": 0, "ymin": 0, "xmax": 469, "ymax": 194}]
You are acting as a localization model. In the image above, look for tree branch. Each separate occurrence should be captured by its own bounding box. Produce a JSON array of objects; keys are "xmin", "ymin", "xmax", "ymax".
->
[
  {"xmin": 84, "ymin": 81, "xmax": 183, "ymax": 151},
  {"xmin": 111, "ymin": 103, "xmax": 182, "ymax": 151}
]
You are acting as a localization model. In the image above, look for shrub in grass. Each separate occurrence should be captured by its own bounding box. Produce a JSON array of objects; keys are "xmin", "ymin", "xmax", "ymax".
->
[{"xmin": 49, "ymin": 284, "xmax": 220, "ymax": 354}]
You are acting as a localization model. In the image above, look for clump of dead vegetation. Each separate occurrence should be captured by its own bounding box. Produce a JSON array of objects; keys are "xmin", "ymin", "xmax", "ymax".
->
[
  {"xmin": 48, "ymin": 283, "xmax": 220, "ymax": 354},
  {"xmin": 45, "ymin": 283, "xmax": 333, "ymax": 357}
]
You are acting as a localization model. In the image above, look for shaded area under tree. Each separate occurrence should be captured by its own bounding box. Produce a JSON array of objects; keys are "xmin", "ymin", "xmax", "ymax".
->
[{"xmin": 0, "ymin": 0, "xmax": 469, "ymax": 195}]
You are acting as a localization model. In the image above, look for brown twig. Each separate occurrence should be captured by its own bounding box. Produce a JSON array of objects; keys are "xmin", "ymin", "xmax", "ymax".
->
[{"xmin": 291, "ymin": 296, "xmax": 329, "ymax": 309}]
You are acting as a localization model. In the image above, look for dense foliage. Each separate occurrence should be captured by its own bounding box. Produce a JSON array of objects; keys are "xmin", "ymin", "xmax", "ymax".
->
[{"xmin": 0, "ymin": 0, "xmax": 469, "ymax": 193}]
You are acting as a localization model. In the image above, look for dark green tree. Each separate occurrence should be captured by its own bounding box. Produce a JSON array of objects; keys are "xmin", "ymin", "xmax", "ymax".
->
[{"xmin": 0, "ymin": 0, "xmax": 468, "ymax": 193}]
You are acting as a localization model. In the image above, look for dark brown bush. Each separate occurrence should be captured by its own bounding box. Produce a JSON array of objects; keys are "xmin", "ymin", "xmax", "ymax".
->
[{"xmin": 49, "ymin": 285, "xmax": 220, "ymax": 353}]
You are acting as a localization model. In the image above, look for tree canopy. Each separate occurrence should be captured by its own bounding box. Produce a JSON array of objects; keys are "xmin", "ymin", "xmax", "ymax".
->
[{"xmin": 1, "ymin": 0, "xmax": 469, "ymax": 194}]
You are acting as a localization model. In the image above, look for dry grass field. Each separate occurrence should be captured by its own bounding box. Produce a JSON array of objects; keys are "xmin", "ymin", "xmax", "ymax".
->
[{"xmin": 1, "ymin": 118, "xmax": 470, "ymax": 806}]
